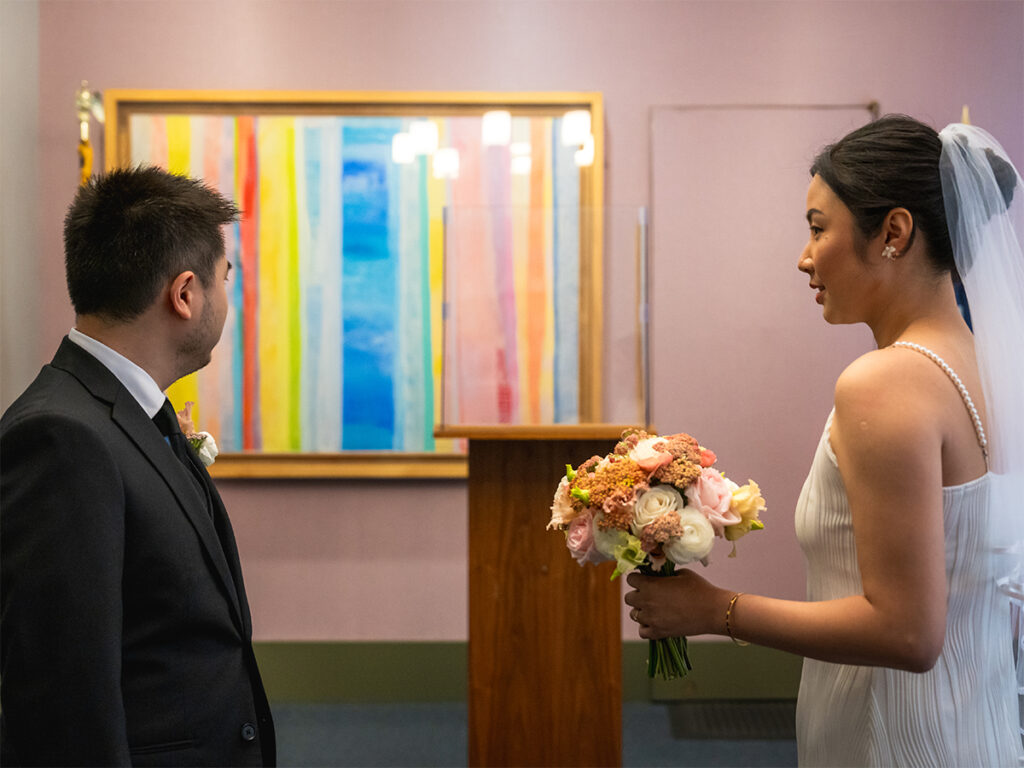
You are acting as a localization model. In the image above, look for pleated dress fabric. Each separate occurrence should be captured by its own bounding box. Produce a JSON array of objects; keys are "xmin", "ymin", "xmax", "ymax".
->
[{"xmin": 794, "ymin": 409, "xmax": 1023, "ymax": 767}]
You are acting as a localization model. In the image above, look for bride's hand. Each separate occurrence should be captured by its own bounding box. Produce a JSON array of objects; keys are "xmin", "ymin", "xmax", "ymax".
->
[{"xmin": 624, "ymin": 569, "xmax": 730, "ymax": 640}]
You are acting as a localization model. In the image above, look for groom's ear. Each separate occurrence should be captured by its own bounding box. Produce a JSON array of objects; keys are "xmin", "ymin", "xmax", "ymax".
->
[{"xmin": 167, "ymin": 271, "xmax": 199, "ymax": 320}]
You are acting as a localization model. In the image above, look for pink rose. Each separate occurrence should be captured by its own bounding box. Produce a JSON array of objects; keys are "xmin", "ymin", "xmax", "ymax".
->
[
  {"xmin": 684, "ymin": 467, "xmax": 741, "ymax": 535},
  {"xmin": 566, "ymin": 512, "xmax": 606, "ymax": 565},
  {"xmin": 628, "ymin": 437, "xmax": 673, "ymax": 474}
]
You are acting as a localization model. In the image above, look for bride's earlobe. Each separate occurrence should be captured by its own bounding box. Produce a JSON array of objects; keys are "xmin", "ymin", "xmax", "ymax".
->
[{"xmin": 882, "ymin": 208, "xmax": 914, "ymax": 255}]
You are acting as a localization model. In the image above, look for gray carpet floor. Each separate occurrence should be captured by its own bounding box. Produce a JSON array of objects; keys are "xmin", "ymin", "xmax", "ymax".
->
[{"xmin": 273, "ymin": 701, "xmax": 798, "ymax": 767}]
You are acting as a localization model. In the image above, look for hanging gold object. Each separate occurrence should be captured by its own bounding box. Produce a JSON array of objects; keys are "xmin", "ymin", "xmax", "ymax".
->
[{"xmin": 75, "ymin": 81, "xmax": 104, "ymax": 186}]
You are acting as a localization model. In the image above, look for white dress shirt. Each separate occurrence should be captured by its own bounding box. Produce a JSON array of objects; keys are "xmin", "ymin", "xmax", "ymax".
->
[{"xmin": 68, "ymin": 328, "xmax": 167, "ymax": 419}]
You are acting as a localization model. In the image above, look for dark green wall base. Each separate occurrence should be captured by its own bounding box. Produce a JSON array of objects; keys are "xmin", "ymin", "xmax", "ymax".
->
[
  {"xmin": 636, "ymin": 641, "xmax": 803, "ymax": 701},
  {"xmin": 254, "ymin": 641, "xmax": 801, "ymax": 703}
]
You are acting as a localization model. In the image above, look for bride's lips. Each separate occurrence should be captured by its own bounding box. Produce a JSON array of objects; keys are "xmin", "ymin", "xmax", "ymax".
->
[{"xmin": 810, "ymin": 283, "xmax": 824, "ymax": 304}]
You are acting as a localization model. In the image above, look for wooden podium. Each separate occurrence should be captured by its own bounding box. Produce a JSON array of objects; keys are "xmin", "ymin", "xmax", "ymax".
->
[{"xmin": 439, "ymin": 425, "xmax": 628, "ymax": 767}]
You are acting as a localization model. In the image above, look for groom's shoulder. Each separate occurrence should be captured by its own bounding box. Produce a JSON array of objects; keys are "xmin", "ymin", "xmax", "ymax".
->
[
  {"xmin": 1, "ymin": 363, "xmax": 104, "ymax": 436},
  {"xmin": 1, "ymin": 369, "xmax": 123, "ymax": 485}
]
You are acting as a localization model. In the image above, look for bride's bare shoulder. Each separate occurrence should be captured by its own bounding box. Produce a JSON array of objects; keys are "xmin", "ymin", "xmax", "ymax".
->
[
  {"xmin": 836, "ymin": 347, "xmax": 916, "ymax": 397},
  {"xmin": 832, "ymin": 347, "xmax": 947, "ymax": 443}
]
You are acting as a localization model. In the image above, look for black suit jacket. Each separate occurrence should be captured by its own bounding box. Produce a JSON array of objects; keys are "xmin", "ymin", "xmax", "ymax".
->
[{"xmin": 1, "ymin": 338, "xmax": 275, "ymax": 767}]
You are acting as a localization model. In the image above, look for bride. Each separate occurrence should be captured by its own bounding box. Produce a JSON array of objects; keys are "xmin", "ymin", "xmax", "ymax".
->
[{"xmin": 624, "ymin": 115, "xmax": 1024, "ymax": 766}]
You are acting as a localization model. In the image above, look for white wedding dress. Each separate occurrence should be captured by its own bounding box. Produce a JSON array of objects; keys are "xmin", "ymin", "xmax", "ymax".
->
[{"xmin": 794, "ymin": 348, "xmax": 1022, "ymax": 767}]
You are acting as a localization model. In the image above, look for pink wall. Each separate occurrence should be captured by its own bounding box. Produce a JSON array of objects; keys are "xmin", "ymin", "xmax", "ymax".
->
[{"xmin": 30, "ymin": 0, "xmax": 1024, "ymax": 641}]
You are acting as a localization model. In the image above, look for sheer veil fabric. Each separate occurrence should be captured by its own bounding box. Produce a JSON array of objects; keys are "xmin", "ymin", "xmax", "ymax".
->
[{"xmin": 939, "ymin": 123, "xmax": 1024, "ymax": 739}]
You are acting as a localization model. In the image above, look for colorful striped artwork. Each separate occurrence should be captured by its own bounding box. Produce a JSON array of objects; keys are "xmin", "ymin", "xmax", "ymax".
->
[{"xmin": 129, "ymin": 112, "xmax": 582, "ymax": 453}]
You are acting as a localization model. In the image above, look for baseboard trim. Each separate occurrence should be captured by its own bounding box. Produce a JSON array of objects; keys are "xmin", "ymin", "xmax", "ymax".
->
[{"xmin": 254, "ymin": 641, "xmax": 801, "ymax": 702}]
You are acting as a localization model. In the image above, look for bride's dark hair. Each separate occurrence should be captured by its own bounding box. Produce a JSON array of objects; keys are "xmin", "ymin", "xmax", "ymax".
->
[
  {"xmin": 810, "ymin": 115, "xmax": 954, "ymax": 274},
  {"xmin": 811, "ymin": 114, "xmax": 1018, "ymax": 276}
]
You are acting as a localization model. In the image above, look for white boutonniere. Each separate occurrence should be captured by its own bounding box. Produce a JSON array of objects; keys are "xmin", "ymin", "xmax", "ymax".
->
[{"xmin": 176, "ymin": 401, "xmax": 219, "ymax": 467}]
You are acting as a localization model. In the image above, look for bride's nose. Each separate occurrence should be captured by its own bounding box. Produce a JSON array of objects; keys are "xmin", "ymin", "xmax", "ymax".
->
[{"xmin": 798, "ymin": 243, "xmax": 813, "ymax": 274}]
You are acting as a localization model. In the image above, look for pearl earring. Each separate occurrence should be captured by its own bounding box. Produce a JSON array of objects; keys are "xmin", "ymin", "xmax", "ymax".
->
[{"xmin": 882, "ymin": 245, "xmax": 897, "ymax": 260}]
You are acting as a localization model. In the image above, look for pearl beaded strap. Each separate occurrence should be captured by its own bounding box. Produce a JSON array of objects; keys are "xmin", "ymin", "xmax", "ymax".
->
[{"xmin": 891, "ymin": 341, "xmax": 989, "ymax": 465}]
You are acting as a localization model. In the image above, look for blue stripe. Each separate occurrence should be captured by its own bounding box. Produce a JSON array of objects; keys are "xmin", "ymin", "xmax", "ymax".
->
[
  {"xmin": 340, "ymin": 119, "xmax": 400, "ymax": 449},
  {"xmin": 229, "ymin": 216, "xmax": 245, "ymax": 451}
]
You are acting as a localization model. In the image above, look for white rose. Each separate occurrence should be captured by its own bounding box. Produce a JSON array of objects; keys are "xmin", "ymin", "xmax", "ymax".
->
[
  {"xmin": 592, "ymin": 514, "xmax": 625, "ymax": 559},
  {"xmin": 631, "ymin": 485, "xmax": 685, "ymax": 535},
  {"xmin": 663, "ymin": 507, "xmax": 715, "ymax": 565},
  {"xmin": 195, "ymin": 432, "xmax": 219, "ymax": 467}
]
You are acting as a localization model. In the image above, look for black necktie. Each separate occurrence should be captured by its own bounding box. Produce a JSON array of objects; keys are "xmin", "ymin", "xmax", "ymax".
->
[{"xmin": 152, "ymin": 398, "xmax": 213, "ymax": 514}]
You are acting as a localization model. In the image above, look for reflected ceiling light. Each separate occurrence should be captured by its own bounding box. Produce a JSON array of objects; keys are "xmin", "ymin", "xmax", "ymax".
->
[
  {"xmin": 410, "ymin": 120, "xmax": 439, "ymax": 155},
  {"xmin": 561, "ymin": 110, "xmax": 591, "ymax": 146},
  {"xmin": 574, "ymin": 134, "xmax": 595, "ymax": 167},
  {"xmin": 511, "ymin": 155, "xmax": 532, "ymax": 176},
  {"xmin": 510, "ymin": 142, "xmax": 531, "ymax": 157},
  {"xmin": 433, "ymin": 147, "xmax": 460, "ymax": 179},
  {"xmin": 482, "ymin": 110, "xmax": 512, "ymax": 146},
  {"xmin": 391, "ymin": 132, "xmax": 415, "ymax": 164}
]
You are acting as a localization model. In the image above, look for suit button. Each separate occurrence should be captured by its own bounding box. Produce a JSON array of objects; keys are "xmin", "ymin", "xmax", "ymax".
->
[{"xmin": 241, "ymin": 723, "xmax": 257, "ymax": 742}]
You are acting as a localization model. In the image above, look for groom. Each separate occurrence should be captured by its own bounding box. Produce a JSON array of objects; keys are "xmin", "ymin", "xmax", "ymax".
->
[{"xmin": 1, "ymin": 167, "xmax": 275, "ymax": 766}]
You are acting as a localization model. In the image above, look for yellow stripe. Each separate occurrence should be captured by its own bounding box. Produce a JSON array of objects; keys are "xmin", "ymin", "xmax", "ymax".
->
[
  {"xmin": 428, "ymin": 121, "xmax": 453, "ymax": 451},
  {"xmin": 256, "ymin": 117, "xmax": 296, "ymax": 450},
  {"xmin": 540, "ymin": 120, "xmax": 556, "ymax": 423},
  {"xmin": 165, "ymin": 115, "xmax": 191, "ymax": 175},
  {"xmin": 511, "ymin": 151, "xmax": 530, "ymax": 423},
  {"xmin": 165, "ymin": 116, "xmax": 199, "ymax": 416}
]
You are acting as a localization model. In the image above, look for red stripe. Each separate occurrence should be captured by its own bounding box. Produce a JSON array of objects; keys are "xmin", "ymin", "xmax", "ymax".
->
[{"xmin": 237, "ymin": 117, "xmax": 259, "ymax": 450}]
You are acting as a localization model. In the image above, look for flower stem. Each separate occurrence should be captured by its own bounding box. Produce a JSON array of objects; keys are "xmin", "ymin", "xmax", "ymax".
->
[{"xmin": 639, "ymin": 561, "xmax": 692, "ymax": 680}]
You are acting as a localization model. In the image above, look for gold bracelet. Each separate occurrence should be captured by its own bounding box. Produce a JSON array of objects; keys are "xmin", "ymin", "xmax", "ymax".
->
[{"xmin": 725, "ymin": 592, "xmax": 750, "ymax": 646}]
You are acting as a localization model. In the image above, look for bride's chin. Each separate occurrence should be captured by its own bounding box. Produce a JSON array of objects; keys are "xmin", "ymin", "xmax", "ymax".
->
[{"xmin": 820, "ymin": 305, "xmax": 842, "ymax": 325}]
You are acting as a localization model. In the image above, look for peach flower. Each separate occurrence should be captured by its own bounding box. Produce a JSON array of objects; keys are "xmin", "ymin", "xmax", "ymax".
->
[{"xmin": 628, "ymin": 437, "xmax": 674, "ymax": 474}]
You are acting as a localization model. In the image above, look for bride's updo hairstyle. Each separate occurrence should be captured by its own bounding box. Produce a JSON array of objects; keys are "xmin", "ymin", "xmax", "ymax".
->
[
  {"xmin": 810, "ymin": 115, "xmax": 955, "ymax": 275},
  {"xmin": 811, "ymin": 114, "xmax": 1019, "ymax": 276}
]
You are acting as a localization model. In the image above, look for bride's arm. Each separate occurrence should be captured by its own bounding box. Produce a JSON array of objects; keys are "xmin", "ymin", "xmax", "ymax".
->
[{"xmin": 625, "ymin": 351, "xmax": 949, "ymax": 672}]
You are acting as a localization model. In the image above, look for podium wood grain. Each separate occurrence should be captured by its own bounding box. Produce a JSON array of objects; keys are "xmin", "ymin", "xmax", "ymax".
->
[{"xmin": 467, "ymin": 438, "xmax": 622, "ymax": 767}]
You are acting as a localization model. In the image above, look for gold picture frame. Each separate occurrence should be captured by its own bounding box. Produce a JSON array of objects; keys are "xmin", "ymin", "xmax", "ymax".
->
[{"xmin": 105, "ymin": 90, "xmax": 604, "ymax": 478}]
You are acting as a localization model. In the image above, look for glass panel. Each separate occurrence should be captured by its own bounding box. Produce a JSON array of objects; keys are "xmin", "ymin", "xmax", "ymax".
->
[{"xmin": 440, "ymin": 205, "xmax": 648, "ymax": 429}]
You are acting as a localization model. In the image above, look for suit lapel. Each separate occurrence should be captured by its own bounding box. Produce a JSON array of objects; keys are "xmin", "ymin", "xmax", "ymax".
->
[
  {"xmin": 51, "ymin": 339, "xmax": 246, "ymax": 633},
  {"xmin": 111, "ymin": 390, "xmax": 245, "ymax": 629},
  {"xmin": 205, "ymin": 481, "xmax": 253, "ymax": 635}
]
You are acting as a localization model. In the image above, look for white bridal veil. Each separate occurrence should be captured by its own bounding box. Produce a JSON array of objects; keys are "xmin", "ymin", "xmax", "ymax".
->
[{"xmin": 939, "ymin": 123, "xmax": 1024, "ymax": 734}]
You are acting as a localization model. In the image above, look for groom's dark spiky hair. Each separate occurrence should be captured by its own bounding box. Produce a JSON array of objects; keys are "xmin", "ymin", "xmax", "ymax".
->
[{"xmin": 64, "ymin": 165, "xmax": 239, "ymax": 320}]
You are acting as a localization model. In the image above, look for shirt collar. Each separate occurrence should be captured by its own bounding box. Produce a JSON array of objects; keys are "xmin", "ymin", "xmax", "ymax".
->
[{"xmin": 68, "ymin": 327, "xmax": 167, "ymax": 418}]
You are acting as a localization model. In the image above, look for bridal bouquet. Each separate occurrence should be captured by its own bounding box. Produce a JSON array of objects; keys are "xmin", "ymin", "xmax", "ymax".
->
[{"xmin": 548, "ymin": 428, "xmax": 766, "ymax": 680}]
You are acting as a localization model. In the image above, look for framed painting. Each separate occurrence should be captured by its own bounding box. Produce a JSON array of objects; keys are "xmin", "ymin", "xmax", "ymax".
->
[{"xmin": 104, "ymin": 90, "xmax": 604, "ymax": 477}]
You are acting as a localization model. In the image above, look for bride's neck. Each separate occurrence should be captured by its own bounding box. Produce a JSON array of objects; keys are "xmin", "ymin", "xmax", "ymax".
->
[{"xmin": 869, "ymin": 277, "xmax": 966, "ymax": 349}]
